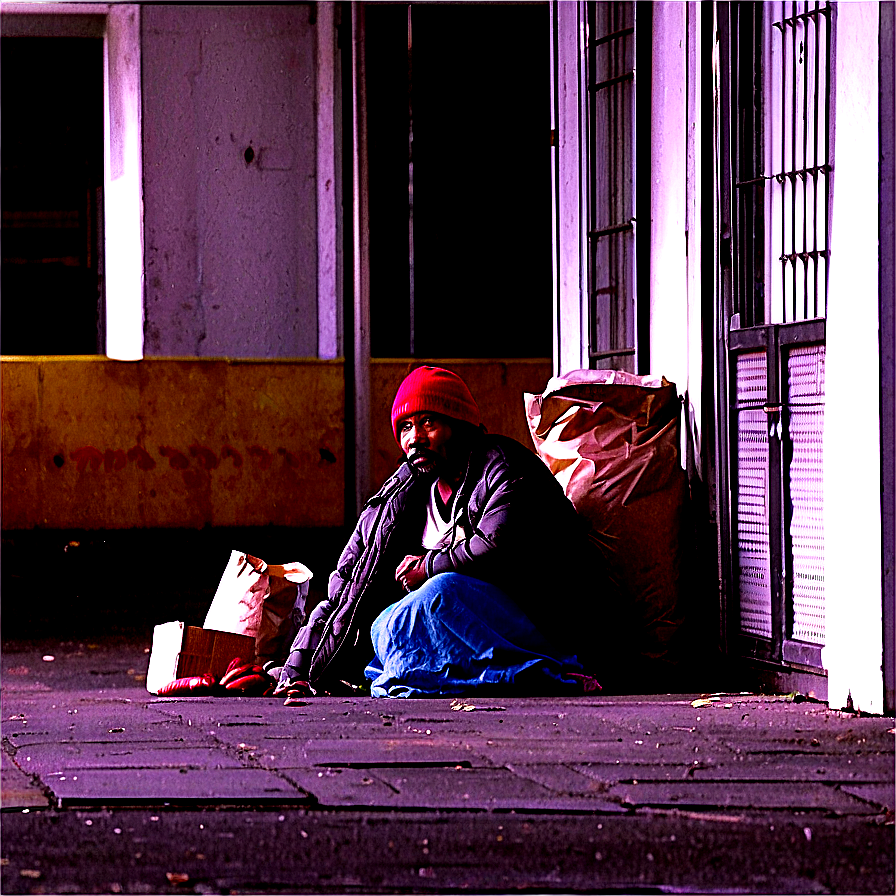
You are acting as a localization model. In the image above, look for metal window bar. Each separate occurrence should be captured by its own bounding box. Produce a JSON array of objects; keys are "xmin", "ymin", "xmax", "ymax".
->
[
  {"xmin": 733, "ymin": 2, "xmax": 765, "ymax": 328},
  {"xmin": 732, "ymin": 0, "xmax": 831, "ymax": 327},
  {"xmin": 586, "ymin": 1, "xmax": 637, "ymax": 369}
]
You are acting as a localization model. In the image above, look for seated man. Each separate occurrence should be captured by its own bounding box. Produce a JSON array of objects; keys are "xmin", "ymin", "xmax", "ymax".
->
[{"xmin": 275, "ymin": 366, "xmax": 603, "ymax": 701}]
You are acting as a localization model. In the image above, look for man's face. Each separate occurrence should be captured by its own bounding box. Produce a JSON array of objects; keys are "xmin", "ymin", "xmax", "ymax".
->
[{"xmin": 398, "ymin": 412, "xmax": 453, "ymax": 475}]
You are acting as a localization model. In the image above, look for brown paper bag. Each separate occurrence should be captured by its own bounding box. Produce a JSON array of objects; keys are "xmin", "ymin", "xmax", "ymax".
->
[
  {"xmin": 525, "ymin": 370, "xmax": 688, "ymax": 669},
  {"xmin": 203, "ymin": 550, "xmax": 313, "ymax": 665}
]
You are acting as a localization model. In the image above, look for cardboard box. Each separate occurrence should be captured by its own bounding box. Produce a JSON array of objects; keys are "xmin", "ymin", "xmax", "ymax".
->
[{"xmin": 146, "ymin": 622, "xmax": 256, "ymax": 694}]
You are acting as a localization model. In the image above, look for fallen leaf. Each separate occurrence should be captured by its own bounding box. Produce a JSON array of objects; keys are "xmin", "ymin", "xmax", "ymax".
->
[
  {"xmin": 166, "ymin": 872, "xmax": 190, "ymax": 885},
  {"xmin": 691, "ymin": 698, "xmax": 719, "ymax": 708},
  {"xmin": 20, "ymin": 870, "xmax": 43, "ymax": 879}
]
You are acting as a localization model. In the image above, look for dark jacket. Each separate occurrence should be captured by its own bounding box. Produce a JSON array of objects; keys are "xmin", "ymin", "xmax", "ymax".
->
[{"xmin": 289, "ymin": 433, "xmax": 597, "ymax": 687}]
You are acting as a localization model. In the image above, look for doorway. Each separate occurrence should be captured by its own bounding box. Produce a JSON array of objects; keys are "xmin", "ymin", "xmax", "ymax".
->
[
  {"xmin": 1, "ymin": 35, "xmax": 104, "ymax": 355},
  {"xmin": 364, "ymin": 1, "xmax": 551, "ymax": 360}
]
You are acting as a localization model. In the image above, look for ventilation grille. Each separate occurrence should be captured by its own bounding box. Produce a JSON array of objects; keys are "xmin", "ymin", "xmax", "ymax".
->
[{"xmin": 787, "ymin": 344, "xmax": 825, "ymax": 644}]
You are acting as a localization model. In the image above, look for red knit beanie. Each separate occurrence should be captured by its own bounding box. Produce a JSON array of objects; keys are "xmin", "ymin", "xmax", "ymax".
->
[{"xmin": 391, "ymin": 366, "xmax": 481, "ymax": 442}]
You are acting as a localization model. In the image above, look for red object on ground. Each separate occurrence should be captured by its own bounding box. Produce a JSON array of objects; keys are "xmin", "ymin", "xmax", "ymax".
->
[
  {"xmin": 220, "ymin": 661, "xmax": 265, "ymax": 687},
  {"xmin": 156, "ymin": 673, "xmax": 216, "ymax": 696},
  {"xmin": 224, "ymin": 672, "xmax": 272, "ymax": 695}
]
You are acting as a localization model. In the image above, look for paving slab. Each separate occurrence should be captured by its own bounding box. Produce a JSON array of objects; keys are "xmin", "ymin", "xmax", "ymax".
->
[
  {"xmin": 499, "ymin": 761, "xmax": 623, "ymax": 796},
  {"xmin": 608, "ymin": 780, "xmax": 880, "ymax": 814},
  {"xmin": 45, "ymin": 767, "xmax": 315, "ymax": 807},
  {"xmin": 2, "ymin": 641, "xmax": 894, "ymax": 894},
  {"xmin": 367, "ymin": 764, "xmax": 626, "ymax": 812},
  {"xmin": 721, "ymin": 735, "xmax": 896, "ymax": 756},
  {"xmin": 278, "ymin": 765, "xmax": 407, "ymax": 807},
  {"xmin": 473, "ymin": 736, "xmax": 709, "ymax": 766},
  {"xmin": 5, "ymin": 741, "xmax": 245, "ymax": 772},
  {"xmin": 686, "ymin": 752, "xmax": 895, "ymax": 783},
  {"xmin": 838, "ymin": 782, "xmax": 896, "ymax": 812},
  {"xmin": 0, "ymin": 749, "xmax": 50, "ymax": 809},
  {"xmin": 571, "ymin": 760, "xmax": 696, "ymax": 783},
  {"xmin": 2, "ymin": 806, "xmax": 892, "ymax": 896},
  {"xmin": 301, "ymin": 735, "xmax": 489, "ymax": 768},
  {"xmin": 3, "ymin": 705, "xmax": 196, "ymax": 749}
]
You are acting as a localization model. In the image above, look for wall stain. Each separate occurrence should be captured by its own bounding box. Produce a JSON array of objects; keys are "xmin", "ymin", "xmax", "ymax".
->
[
  {"xmin": 159, "ymin": 446, "xmax": 190, "ymax": 470},
  {"xmin": 104, "ymin": 449, "xmax": 127, "ymax": 472},
  {"xmin": 189, "ymin": 444, "xmax": 219, "ymax": 470},
  {"xmin": 277, "ymin": 447, "xmax": 301, "ymax": 468},
  {"xmin": 70, "ymin": 446, "xmax": 103, "ymax": 473},
  {"xmin": 221, "ymin": 445, "xmax": 243, "ymax": 467},
  {"xmin": 63, "ymin": 444, "xmax": 317, "ymax": 478},
  {"xmin": 247, "ymin": 445, "xmax": 273, "ymax": 470},
  {"xmin": 127, "ymin": 446, "xmax": 157, "ymax": 471}
]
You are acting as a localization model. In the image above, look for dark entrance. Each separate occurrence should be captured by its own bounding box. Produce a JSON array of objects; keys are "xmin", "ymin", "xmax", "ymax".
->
[
  {"xmin": 364, "ymin": 1, "xmax": 551, "ymax": 360},
  {"xmin": 1, "ymin": 36, "xmax": 105, "ymax": 355}
]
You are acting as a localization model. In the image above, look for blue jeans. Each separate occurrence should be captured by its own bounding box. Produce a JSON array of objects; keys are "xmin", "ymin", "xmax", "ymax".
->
[{"xmin": 364, "ymin": 572, "xmax": 581, "ymax": 698}]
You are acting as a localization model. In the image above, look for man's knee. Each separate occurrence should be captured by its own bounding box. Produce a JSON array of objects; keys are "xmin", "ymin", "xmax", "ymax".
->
[{"xmin": 424, "ymin": 572, "xmax": 465, "ymax": 592}]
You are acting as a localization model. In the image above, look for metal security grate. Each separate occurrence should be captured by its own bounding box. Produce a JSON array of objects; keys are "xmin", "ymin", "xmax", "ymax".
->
[
  {"xmin": 787, "ymin": 344, "xmax": 825, "ymax": 643},
  {"xmin": 733, "ymin": 1, "xmax": 831, "ymax": 328},
  {"xmin": 586, "ymin": 1, "xmax": 637, "ymax": 369},
  {"xmin": 736, "ymin": 353, "xmax": 773, "ymax": 638},
  {"xmin": 766, "ymin": 1, "xmax": 831, "ymax": 324},
  {"xmin": 721, "ymin": 0, "xmax": 832, "ymax": 669}
]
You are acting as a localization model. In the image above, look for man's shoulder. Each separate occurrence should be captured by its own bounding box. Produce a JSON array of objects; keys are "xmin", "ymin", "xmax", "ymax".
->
[
  {"xmin": 367, "ymin": 462, "xmax": 416, "ymax": 504},
  {"xmin": 478, "ymin": 433, "xmax": 546, "ymax": 473}
]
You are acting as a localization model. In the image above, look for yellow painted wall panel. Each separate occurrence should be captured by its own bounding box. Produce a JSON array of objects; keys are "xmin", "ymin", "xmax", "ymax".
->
[
  {"xmin": 214, "ymin": 362, "xmax": 345, "ymax": 527},
  {"xmin": 136, "ymin": 361, "xmax": 225, "ymax": 528},
  {"xmin": 2, "ymin": 358, "xmax": 547, "ymax": 530},
  {"xmin": 38, "ymin": 359, "xmax": 143, "ymax": 529},
  {"xmin": 1, "ymin": 358, "xmax": 345, "ymax": 530},
  {"xmin": 0, "ymin": 361, "xmax": 41, "ymax": 529}
]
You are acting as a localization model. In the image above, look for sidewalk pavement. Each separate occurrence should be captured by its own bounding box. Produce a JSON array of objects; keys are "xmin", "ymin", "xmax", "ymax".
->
[{"xmin": 1, "ymin": 639, "xmax": 894, "ymax": 895}]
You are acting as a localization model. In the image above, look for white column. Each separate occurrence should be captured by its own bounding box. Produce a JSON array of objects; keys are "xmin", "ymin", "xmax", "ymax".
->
[
  {"xmin": 316, "ymin": 2, "xmax": 340, "ymax": 360},
  {"xmin": 822, "ymin": 1, "xmax": 884, "ymax": 713},
  {"xmin": 649, "ymin": 2, "xmax": 688, "ymax": 393},
  {"xmin": 103, "ymin": 3, "xmax": 144, "ymax": 361}
]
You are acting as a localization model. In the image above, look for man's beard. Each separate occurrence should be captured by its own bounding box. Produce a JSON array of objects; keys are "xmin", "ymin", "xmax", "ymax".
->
[{"xmin": 406, "ymin": 447, "xmax": 447, "ymax": 476}]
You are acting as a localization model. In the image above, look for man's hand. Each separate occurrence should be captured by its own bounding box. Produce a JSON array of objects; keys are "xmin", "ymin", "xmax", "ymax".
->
[{"xmin": 395, "ymin": 554, "xmax": 427, "ymax": 592}]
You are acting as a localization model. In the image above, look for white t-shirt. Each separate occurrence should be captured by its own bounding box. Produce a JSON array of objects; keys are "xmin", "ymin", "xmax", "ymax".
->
[{"xmin": 421, "ymin": 480, "xmax": 462, "ymax": 551}]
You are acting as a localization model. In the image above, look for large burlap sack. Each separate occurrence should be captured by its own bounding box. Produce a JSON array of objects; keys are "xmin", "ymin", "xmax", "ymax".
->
[{"xmin": 525, "ymin": 370, "xmax": 689, "ymax": 671}]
